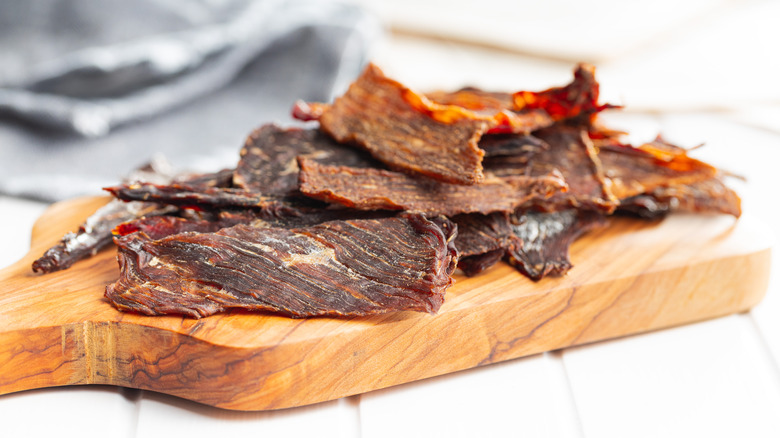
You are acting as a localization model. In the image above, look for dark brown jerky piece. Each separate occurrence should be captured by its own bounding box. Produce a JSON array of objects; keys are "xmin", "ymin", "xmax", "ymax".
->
[
  {"xmin": 458, "ymin": 249, "xmax": 507, "ymax": 277},
  {"xmin": 30, "ymin": 159, "xmax": 225, "ymax": 274},
  {"xmin": 452, "ymin": 212, "xmax": 518, "ymax": 257},
  {"xmin": 173, "ymin": 168, "xmax": 236, "ymax": 189},
  {"xmin": 31, "ymin": 200, "xmax": 177, "ymax": 274},
  {"xmin": 297, "ymin": 157, "xmax": 567, "ymax": 216},
  {"xmin": 105, "ymin": 214, "xmax": 458, "ymax": 318},
  {"xmin": 619, "ymin": 177, "xmax": 741, "ymax": 219},
  {"xmin": 452, "ymin": 212, "xmax": 520, "ymax": 276},
  {"xmin": 112, "ymin": 210, "xmax": 262, "ymax": 240},
  {"xmin": 104, "ymin": 183, "xmax": 282, "ymax": 210},
  {"xmin": 486, "ymin": 127, "xmax": 617, "ymax": 212},
  {"xmin": 506, "ymin": 210, "xmax": 606, "ymax": 281},
  {"xmin": 479, "ymin": 133, "xmax": 547, "ymax": 158},
  {"xmin": 233, "ymin": 124, "xmax": 379, "ymax": 197},
  {"xmin": 316, "ymin": 63, "xmax": 490, "ymax": 185}
]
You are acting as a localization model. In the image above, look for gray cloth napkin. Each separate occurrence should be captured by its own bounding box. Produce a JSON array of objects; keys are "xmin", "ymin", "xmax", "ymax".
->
[{"xmin": 0, "ymin": 0, "xmax": 380, "ymax": 201}]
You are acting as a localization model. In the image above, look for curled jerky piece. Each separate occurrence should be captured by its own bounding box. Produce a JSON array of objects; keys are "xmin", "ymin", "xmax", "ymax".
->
[
  {"xmin": 234, "ymin": 124, "xmax": 378, "ymax": 197},
  {"xmin": 106, "ymin": 214, "xmax": 458, "ymax": 318},
  {"xmin": 486, "ymin": 127, "xmax": 617, "ymax": 212},
  {"xmin": 513, "ymin": 63, "xmax": 617, "ymax": 123},
  {"xmin": 297, "ymin": 157, "xmax": 567, "ymax": 216},
  {"xmin": 507, "ymin": 210, "xmax": 606, "ymax": 281},
  {"xmin": 312, "ymin": 63, "xmax": 491, "ymax": 185}
]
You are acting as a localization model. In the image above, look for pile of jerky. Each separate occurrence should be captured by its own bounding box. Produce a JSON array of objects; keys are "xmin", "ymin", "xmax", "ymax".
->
[{"xmin": 33, "ymin": 63, "xmax": 740, "ymax": 319}]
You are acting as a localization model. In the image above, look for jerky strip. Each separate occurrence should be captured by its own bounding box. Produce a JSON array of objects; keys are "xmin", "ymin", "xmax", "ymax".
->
[
  {"xmin": 297, "ymin": 157, "xmax": 567, "ymax": 216},
  {"xmin": 452, "ymin": 212, "xmax": 519, "ymax": 257},
  {"xmin": 105, "ymin": 183, "xmax": 279, "ymax": 210},
  {"xmin": 105, "ymin": 214, "xmax": 457, "ymax": 318},
  {"xmin": 486, "ymin": 127, "xmax": 617, "ymax": 212},
  {"xmin": 507, "ymin": 210, "xmax": 606, "ymax": 281},
  {"xmin": 315, "ymin": 63, "xmax": 491, "ymax": 185},
  {"xmin": 512, "ymin": 63, "xmax": 617, "ymax": 123},
  {"xmin": 234, "ymin": 124, "xmax": 379, "ymax": 196},
  {"xmin": 598, "ymin": 139, "xmax": 718, "ymax": 201},
  {"xmin": 458, "ymin": 249, "xmax": 507, "ymax": 277},
  {"xmin": 452, "ymin": 212, "xmax": 520, "ymax": 276},
  {"xmin": 32, "ymin": 200, "xmax": 176, "ymax": 274},
  {"xmin": 619, "ymin": 177, "xmax": 741, "ymax": 219}
]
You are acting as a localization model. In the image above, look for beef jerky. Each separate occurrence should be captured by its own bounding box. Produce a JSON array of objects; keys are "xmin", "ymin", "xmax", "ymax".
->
[
  {"xmin": 452, "ymin": 212, "xmax": 518, "ymax": 257},
  {"xmin": 294, "ymin": 64, "xmax": 615, "ymax": 185},
  {"xmin": 173, "ymin": 168, "xmax": 235, "ymax": 189},
  {"xmin": 112, "ymin": 210, "xmax": 261, "ymax": 240},
  {"xmin": 458, "ymin": 249, "xmax": 507, "ymax": 277},
  {"xmin": 31, "ymin": 200, "xmax": 177, "ymax": 274},
  {"xmin": 297, "ymin": 157, "xmax": 567, "ymax": 216},
  {"xmin": 426, "ymin": 87, "xmax": 516, "ymax": 112},
  {"xmin": 452, "ymin": 212, "xmax": 520, "ymax": 276},
  {"xmin": 512, "ymin": 63, "xmax": 617, "ymax": 124},
  {"xmin": 598, "ymin": 138, "xmax": 718, "ymax": 201},
  {"xmin": 486, "ymin": 127, "xmax": 617, "ymax": 212},
  {"xmin": 619, "ymin": 177, "xmax": 741, "ymax": 219},
  {"xmin": 305, "ymin": 63, "xmax": 492, "ymax": 185},
  {"xmin": 105, "ymin": 214, "xmax": 458, "ymax": 318},
  {"xmin": 104, "ymin": 183, "xmax": 282, "ymax": 210},
  {"xmin": 31, "ymin": 157, "xmax": 206, "ymax": 274},
  {"xmin": 233, "ymin": 124, "xmax": 379, "ymax": 197},
  {"xmin": 479, "ymin": 133, "xmax": 547, "ymax": 158},
  {"xmin": 507, "ymin": 210, "xmax": 606, "ymax": 281}
]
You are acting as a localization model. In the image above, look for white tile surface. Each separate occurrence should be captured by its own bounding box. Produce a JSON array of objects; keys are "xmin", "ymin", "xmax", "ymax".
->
[
  {"xmin": 562, "ymin": 315, "xmax": 780, "ymax": 438},
  {"xmin": 0, "ymin": 386, "xmax": 138, "ymax": 438},
  {"xmin": 133, "ymin": 392, "xmax": 359, "ymax": 438},
  {"xmin": 359, "ymin": 353, "xmax": 582, "ymax": 438}
]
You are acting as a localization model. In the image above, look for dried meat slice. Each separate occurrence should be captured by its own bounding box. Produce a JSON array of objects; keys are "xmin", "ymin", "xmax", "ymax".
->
[
  {"xmin": 598, "ymin": 138, "xmax": 719, "ymax": 201},
  {"xmin": 452, "ymin": 212, "xmax": 520, "ymax": 276},
  {"xmin": 32, "ymin": 200, "xmax": 177, "ymax": 274},
  {"xmin": 458, "ymin": 249, "xmax": 507, "ymax": 277},
  {"xmin": 479, "ymin": 133, "xmax": 547, "ymax": 158},
  {"xmin": 506, "ymin": 210, "xmax": 605, "ymax": 281},
  {"xmin": 104, "ymin": 183, "xmax": 283, "ymax": 210},
  {"xmin": 311, "ymin": 63, "xmax": 492, "ymax": 185},
  {"xmin": 486, "ymin": 127, "xmax": 617, "ymax": 212},
  {"xmin": 452, "ymin": 212, "xmax": 518, "ymax": 257},
  {"xmin": 297, "ymin": 157, "xmax": 567, "ymax": 216},
  {"xmin": 234, "ymin": 124, "xmax": 379, "ymax": 197},
  {"xmin": 105, "ymin": 214, "xmax": 457, "ymax": 318},
  {"xmin": 30, "ymin": 158, "xmax": 212, "ymax": 274},
  {"xmin": 512, "ymin": 63, "xmax": 617, "ymax": 124},
  {"xmin": 619, "ymin": 177, "xmax": 741, "ymax": 219},
  {"xmin": 294, "ymin": 63, "xmax": 616, "ymax": 185}
]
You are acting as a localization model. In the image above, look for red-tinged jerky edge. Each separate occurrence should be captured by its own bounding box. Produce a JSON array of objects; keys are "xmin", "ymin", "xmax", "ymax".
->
[{"xmin": 105, "ymin": 214, "xmax": 458, "ymax": 318}]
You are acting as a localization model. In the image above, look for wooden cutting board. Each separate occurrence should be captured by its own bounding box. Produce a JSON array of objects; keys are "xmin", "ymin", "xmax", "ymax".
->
[{"xmin": 0, "ymin": 196, "xmax": 771, "ymax": 411}]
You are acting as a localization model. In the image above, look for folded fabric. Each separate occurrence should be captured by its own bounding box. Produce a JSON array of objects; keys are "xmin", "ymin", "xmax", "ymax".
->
[{"xmin": 0, "ymin": 0, "xmax": 380, "ymax": 201}]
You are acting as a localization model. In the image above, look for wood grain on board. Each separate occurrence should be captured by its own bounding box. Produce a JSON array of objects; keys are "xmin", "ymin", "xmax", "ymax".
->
[{"xmin": 0, "ymin": 196, "xmax": 771, "ymax": 411}]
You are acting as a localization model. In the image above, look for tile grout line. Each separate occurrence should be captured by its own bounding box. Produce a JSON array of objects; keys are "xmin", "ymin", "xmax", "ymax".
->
[{"xmin": 549, "ymin": 351, "xmax": 587, "ymax": 438}]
